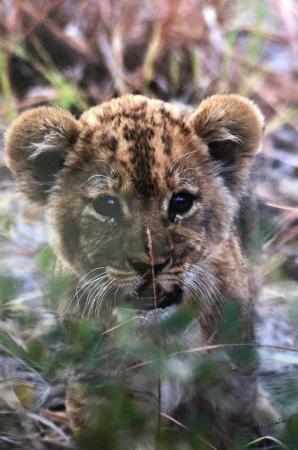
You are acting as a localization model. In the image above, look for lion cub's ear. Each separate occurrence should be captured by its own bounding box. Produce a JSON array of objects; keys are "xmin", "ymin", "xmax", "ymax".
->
[
  {"xmin": 190, "ymin": 94, "xmax": 264, "ymax": 196},
  {"xmin": 5, "ymin": 107, "xmax": 80, "ymax": 203}
]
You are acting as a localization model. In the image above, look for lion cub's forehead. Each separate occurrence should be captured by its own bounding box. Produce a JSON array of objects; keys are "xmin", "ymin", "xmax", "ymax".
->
[{"xmin": 77, "ymin": 95, "xmax": 203, "ymax": 196}]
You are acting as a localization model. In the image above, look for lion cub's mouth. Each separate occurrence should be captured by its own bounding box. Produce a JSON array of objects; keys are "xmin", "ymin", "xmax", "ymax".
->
[{"xmin": 131, "ymin": 284, "xmax": 183, "ymax": 310}]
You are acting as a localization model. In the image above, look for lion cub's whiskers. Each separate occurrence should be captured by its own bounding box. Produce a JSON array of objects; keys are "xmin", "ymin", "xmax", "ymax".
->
[
  {"xmin": 71, "ymin": 268, "xmax": 109, "ymax": 315},
  {"xmin": 182, "ymin": 263, "xmax": 222, "ymax": 315}
]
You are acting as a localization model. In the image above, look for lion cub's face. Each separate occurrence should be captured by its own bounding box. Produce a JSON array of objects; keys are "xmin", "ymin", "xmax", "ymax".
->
[{"xmin": 5, "ymin": 94, "xmax": 263, "ymax": 314}]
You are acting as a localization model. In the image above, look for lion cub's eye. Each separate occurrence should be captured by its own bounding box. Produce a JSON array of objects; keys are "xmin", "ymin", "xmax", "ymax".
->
[
  {"xmin": 168, "ymin": 191, "xmax": 194, "ymax": 220},
  {"xmin": 92, "ymin": 195, "xmax": 120, "ymax": 220}
]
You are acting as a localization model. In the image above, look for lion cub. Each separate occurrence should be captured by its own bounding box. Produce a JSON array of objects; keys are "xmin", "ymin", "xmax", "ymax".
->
[{"xmin": 5, "ymin": 94, "xmax": 277, "ymax": 448}]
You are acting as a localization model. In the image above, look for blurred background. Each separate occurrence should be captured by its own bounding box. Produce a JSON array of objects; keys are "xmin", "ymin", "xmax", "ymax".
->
[{"xmin": 0, "ymin": 1, "xmax": 297, "ymax": 449}]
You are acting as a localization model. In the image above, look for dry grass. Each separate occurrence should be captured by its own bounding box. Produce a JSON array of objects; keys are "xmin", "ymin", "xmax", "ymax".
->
[{"xmin": 0, "ymin": 0, "xmax": 297, "ymax": 121}]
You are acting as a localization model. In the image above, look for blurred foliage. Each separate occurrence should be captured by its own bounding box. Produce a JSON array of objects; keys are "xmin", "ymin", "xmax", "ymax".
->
[
  {"xmin": 0, "ymin": 274, "xmax": 20, "ymax": 305},
  {"xmin": 0, "ymin": 0, "xmax": 297, "ymax": 125},
  {"xmin": 36, "ymin": 244, "xmax": 56, "ymax": 272}
]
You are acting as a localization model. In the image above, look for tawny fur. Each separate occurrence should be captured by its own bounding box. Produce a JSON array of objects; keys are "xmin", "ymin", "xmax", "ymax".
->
[{"xmin": 5, "ymin": 94, "xmax": 277, "ymax": 448}]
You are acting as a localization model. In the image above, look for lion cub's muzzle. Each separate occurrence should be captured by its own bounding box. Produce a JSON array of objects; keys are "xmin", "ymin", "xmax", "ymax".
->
[
  {"xmin": 124, "ymin": 252, "xmax": 183, "ymax": 310},
  {"xmin": 126, "ymin": 253, "xmax": 172, "ymax": 276},
  {"xmin": 131, "ymin": 283, "xmax": 183, "ymax": 310}
]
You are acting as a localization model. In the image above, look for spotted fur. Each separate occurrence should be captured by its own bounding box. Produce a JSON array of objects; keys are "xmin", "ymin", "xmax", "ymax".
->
[{"xmin": 5, "ymin": 94, "xmax": 278, "ymax": 448}]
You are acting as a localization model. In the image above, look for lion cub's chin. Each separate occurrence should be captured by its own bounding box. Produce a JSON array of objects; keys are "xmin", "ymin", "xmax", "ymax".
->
[{"xmin": 113, "ymin": 303, "xmax": 180, "ymax": 324}]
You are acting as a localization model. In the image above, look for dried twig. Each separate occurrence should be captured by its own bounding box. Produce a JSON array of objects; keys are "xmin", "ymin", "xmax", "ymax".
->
[{"xmin": 146, "ymin": 226, "xmax": 161, "ymax": 446}]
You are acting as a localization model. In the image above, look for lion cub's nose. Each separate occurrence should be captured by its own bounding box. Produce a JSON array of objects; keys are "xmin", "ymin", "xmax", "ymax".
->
[{"xmin": 126, "ymin": 253, "xmax": 171, "ymax": 275}]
